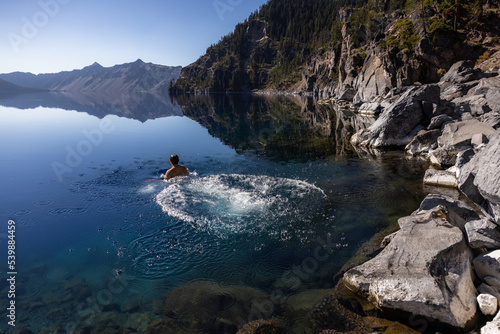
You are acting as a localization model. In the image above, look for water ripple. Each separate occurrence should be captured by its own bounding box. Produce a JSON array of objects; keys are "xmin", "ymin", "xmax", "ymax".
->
[{"xmin": 156, "ymin": 174, "xmax": 329, "ymax": 238}]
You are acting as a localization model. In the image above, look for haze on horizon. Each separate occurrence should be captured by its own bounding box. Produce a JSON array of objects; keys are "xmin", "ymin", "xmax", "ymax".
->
[{"xmin": 0, "ymin": 0, "xmax": 268, "ymax": 74}]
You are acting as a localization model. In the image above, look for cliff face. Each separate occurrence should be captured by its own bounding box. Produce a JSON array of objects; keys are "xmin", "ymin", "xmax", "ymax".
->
[
  {"xmin": 172, "ymin": 0, "xmax": 500, "ymax": 102},
  {"xmin": 302, "ymin": 5, "xmax": 500, "ymax": 102}
]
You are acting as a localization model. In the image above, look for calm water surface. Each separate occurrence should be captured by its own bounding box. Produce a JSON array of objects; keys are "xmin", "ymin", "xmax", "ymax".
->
[{"xmin": 0, "ymin": 93, "xmax": 428, "ymax": 333}]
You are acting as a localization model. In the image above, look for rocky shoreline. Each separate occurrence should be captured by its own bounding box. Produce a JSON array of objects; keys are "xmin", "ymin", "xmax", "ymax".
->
[{"xmin": 340, "ymin": 60, "xmax": 500, "ymax": 333}]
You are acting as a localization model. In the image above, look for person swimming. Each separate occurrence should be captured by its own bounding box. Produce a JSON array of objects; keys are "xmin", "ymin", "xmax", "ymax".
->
[{"xmin": 164, "ymin": 154, "xmax": 189, "ymax": 180}]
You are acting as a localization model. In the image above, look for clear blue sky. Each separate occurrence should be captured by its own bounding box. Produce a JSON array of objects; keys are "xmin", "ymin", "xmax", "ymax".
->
[{"xmin": 0, "ymin": 0, "xmax": 268, "ymax": 74}]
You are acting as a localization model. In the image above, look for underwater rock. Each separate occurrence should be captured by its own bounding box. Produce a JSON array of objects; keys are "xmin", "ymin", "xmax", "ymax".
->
[
  {"xmin": 124, "ymin": 313, "xmax": 153, "ymax": 333},
  {"xmin": 146, "ymin": 280, "xmax": 272, "ymax": 334},
  {"xmin": 236, "ymin": 319, "xmax": 288, "ymax": 334},
  {"xmin": 74, "ymin": 324, "xmax": 137, "ymax": 334},
  {"xmin": 309, "ymin": 292, "xmax": 366, "ymax": 332},
  {"xmin": 11, "ymin": 329, "xmax": 35, "ymax": 334}
]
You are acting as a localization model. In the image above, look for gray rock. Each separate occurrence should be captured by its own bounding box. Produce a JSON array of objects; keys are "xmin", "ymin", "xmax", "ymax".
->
[
  {"xmin": 478, "ymin": 283, "xmax": 500, "ymax": 306},
  {"xmin": 472, "ymin": 133, "xmax": 489, "ymax": 146},
  {"xmin": 344, "ymin": 200, "xmax": 478, "ymax": 329},
  {"xmin": 473, "ymin": 250, "xmax": 500, "ymax": 282},
  {"xmin": 484, "ymin": 276, "xmax": 500, "ymax": 291},
  {"xmin": 357, "ymin": 102, "xmax": 381, "ymax": 116},
  {"xmin": 352, "ymin": 53, "xmax": 392, "ymax": 103},
  {"xmin": 428, "ymin": 114, "xmax": 453, "ymax": 130},
  {"xmin": 405, "ymin": 129, "xmax": 441, "ymax": 156},
  {"xmin": 477, "ymin": 294, "xmax": 498, "ymax": 316},
  {"xmin": 455, "ymin": 148, "xmax": 476, "ymax": 170},
  {"xmin": 416, "ymin": 194, "xmax": 480, "ymax": 231},
  {"xmin": 440, "ymin": 60, "xmax": 482, "ymax": 88},
  {"xmin": 437, "ymin": 120, "xmax": 495, "ymax": 148},
  {"xmin": 351, "ymin": 85, "xmax": 440, "ymax": 147},
  {"xmin": 469, "ymin": 75, "xmax": 500, "ymax": 114},
  {"xmin": 481, "ymin": 312, "xmax": 500, "ymax": 334},
  {"xmin": 466, "ymin": 219, "xmax": 500, "ymax": 249},
  {"xmin": 459, "ymin": 129, "xmax": 500, "ymax": 224},
  {"xmin": 481, "ymin": 112, "xmax": 500, "ymax": 129},
  {"xmin": 381, "ymin": 231, "xmax": 398, "ymax": 248},
  {"xmin": 452, "ymin": 95, "xmax": 491, "ymax": 116},
  {"xmin": 429, "ymin": 146, "xmax": 461, "ymax": 167},
  {"xmin": 423, "ymin": 168, "xmax": 458, "ymax": 188}
]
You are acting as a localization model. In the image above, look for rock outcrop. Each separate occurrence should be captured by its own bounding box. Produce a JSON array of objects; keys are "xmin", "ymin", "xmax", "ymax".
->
[
  {"xmin": 344, "ymin": 195, "xmax": 478, "ymax": 329},
  {"xmin": 350, "ymin": 85, "xmax": 440, "ymax": 147},
  {"xmin": 344, "ymin": 60, "xmax": 500, "ymax": 332},
  {"xmin": 459, "ymin": 129, "xmax": 500, "ymax": 224}
]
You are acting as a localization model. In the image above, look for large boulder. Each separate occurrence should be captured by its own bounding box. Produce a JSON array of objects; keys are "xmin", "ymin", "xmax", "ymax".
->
[
  {"xmin": 423, "ymin": 168, "xmax": 458, "ymax": 188},
  {"xmin": 459, "ymin": 129, "xmax": 500, "ymax": 224},
  {"xmin": 429, "ymin": 120, "xmax": 495, "ymax": 167},
  {"xmin": 405, "ymin": 129, "xmax": 441, "ymax": 156},
  {"xmin": 146, "ymin": 281, "xmax": 272, "ymax": 334},
  {"xmin": 437, "ymin": 120, "xmax": 495, "ymax": 148},
  {"xmin": 473, "ymin": 250, "xmax": 500, "ymax": 284},
  {"xmin": 466, "ymin": 219, "xmax": 500, "ymax": 249},
  {"xmin": 343, "ymin": 196, "xmax": 478, "ymax": 330},
  {"xmin": 468, "ymin": 75, "xmax": 500, "ymax": 114},
  {"xmin": 439, "ymin": 60, "xmax": 482, "ymax": 88},
  {"xmin": 351, "ymin": 85, "xmax": 440, "ymax": 147}
]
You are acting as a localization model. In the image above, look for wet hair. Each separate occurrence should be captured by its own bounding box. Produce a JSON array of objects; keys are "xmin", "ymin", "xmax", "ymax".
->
[{"xmin": 170, "ymin": 154, "xmax": 179, "ymax": 165}]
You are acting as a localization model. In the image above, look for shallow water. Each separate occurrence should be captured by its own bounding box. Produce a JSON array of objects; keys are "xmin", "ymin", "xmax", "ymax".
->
[{"xmin": 0, "ymin": 94, "xmax": 428, "ymax": 333}]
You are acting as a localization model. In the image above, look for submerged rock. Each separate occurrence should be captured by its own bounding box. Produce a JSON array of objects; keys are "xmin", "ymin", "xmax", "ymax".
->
[
  {"xmin": 146, "ymin": 281, "xmax": 272, "ymax": 334},
  {"xmin": 236, "ymin": 320, "xmax": 287, "ymax": 334},
  {"xmin": 343, "ymin": 196, "xmax": 478, "ymax": 330}
]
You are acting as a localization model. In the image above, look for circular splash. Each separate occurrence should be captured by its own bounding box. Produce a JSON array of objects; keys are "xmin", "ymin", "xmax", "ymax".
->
[{"xmin": 156, "ymin": 174, "xmax": 328, "ymax": 237}]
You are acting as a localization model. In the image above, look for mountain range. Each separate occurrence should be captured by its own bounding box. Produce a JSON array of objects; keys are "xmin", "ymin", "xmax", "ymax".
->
[{"xmin": 0, "ymin": 59, "xmax": 181, "ymax": 94}]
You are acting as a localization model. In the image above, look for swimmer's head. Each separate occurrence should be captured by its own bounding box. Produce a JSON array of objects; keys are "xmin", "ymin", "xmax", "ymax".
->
[{"xmin": 170, "ymin": 154, "xmax": 179, "ymax": 165}]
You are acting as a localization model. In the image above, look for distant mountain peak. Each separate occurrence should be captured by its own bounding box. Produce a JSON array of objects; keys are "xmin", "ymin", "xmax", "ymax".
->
[{"xmin": 0, "ymin": 60, "xmax": 182, "ymax": 93}]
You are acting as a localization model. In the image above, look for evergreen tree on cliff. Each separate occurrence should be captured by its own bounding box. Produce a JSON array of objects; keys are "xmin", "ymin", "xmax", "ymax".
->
[{"xmin": 171, "ymin": 0, "xmax": 499, "ymax": 94}]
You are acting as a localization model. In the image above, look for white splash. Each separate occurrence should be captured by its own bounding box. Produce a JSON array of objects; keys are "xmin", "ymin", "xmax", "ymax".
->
[{"xmin": 156, "ymin": 174, "xmax": 328, "ymax": 237}]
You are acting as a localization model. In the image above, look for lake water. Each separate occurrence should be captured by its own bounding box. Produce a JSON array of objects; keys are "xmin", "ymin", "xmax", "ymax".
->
[{"xmin": 0, "ymin": 92, "xmax": 429, "ymax": 333}]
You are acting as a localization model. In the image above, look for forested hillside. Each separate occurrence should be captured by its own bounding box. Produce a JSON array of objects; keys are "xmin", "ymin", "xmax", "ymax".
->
[{"xmin": 171, "ymin": 0, "xmax": 500, "ymax": 95}]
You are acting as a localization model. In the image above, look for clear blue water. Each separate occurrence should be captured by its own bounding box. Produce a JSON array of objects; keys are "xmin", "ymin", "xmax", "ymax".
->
[{"xmin": 0, "ymin": 95, "xmax": 428, "ymax": 333}]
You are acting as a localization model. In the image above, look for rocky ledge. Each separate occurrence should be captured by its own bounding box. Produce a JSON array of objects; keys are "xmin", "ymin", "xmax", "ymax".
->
[{"xmin": 343, "ymin": 60, "xmax": 500, "ymax": 333}]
